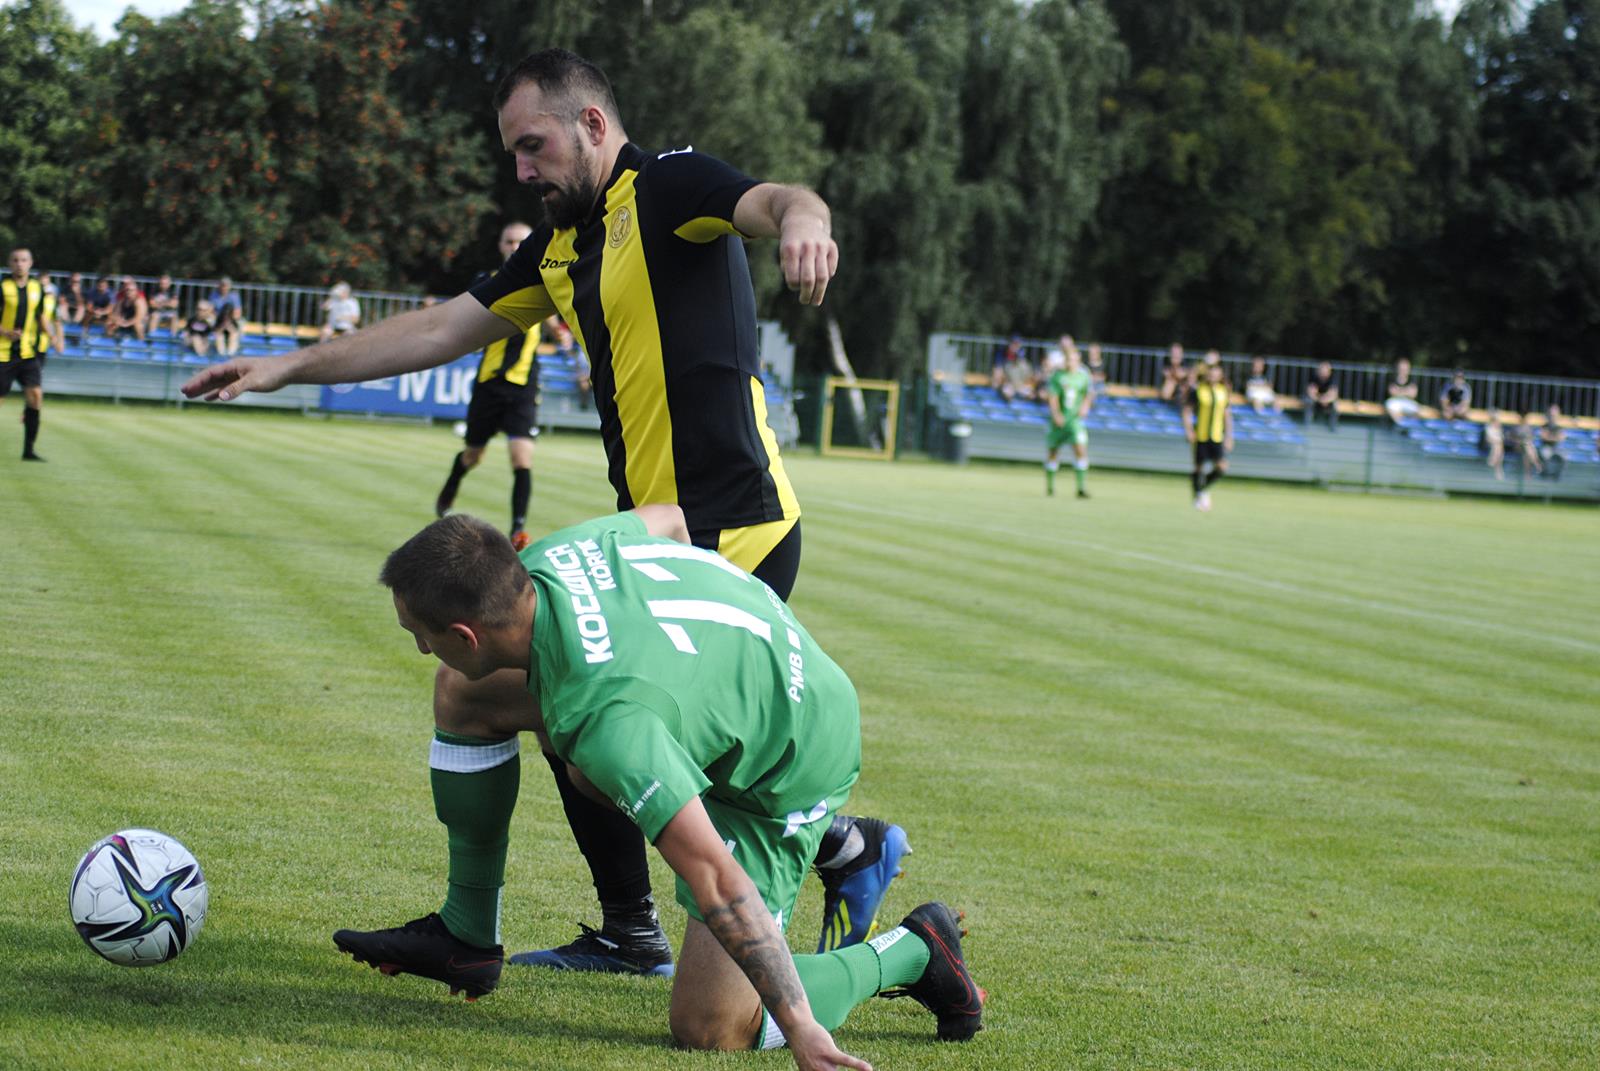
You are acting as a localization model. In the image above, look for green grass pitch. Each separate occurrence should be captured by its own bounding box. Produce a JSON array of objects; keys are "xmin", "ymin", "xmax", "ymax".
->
[{"xmin": 2, "ymin": 400, "xmax": 1597, "ymax": 1070}]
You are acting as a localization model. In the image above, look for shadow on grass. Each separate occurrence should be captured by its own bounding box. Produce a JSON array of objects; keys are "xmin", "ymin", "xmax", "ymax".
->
[{"xmin": 10, "ymin": 919, "xmax": 663, "ymax": 1052}]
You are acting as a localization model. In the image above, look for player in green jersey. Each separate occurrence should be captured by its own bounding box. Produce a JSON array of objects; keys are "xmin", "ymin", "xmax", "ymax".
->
[
  {"xmin": 1045, "ymin": 335, "xmax": 1093, "ymax": 498},
  {"xmin": 335, "ymin": 509, "xmax": 985, "ymax": 1068}
]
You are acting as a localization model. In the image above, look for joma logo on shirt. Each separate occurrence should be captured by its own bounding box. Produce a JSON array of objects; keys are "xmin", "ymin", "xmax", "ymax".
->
[{"xmin": 540, "ymin": 256, "xmax": 577, "ymax": 270}]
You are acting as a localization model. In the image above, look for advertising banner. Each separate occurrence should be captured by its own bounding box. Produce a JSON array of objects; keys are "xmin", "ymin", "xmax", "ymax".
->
[{"xmin": 319, "ymin": 355, "xmax": 480, "ymax": 418}]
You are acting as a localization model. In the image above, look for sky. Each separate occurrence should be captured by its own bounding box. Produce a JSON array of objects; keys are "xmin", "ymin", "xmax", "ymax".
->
[
  {"xmin": 71, "ymin": 0, "xmax": 1467, "ymax": 41},
  {"xmin": 71, "ymin": 0, "xmax": 187, "ymax": 40}
]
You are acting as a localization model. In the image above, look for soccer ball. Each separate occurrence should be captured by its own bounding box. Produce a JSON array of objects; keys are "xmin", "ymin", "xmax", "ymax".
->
[{"xmin": 69, "ymin": 829, "xmax": 208, "ymax": 966}]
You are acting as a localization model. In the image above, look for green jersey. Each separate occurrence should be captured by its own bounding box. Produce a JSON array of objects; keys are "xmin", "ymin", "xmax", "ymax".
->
[
  {"xmin": 522, "ymin": 513, "xmax": 861, "ymax": 845},
  {"xmin": 1050, "ymin": 367, "xmax": 1093, "ymax": 421}
]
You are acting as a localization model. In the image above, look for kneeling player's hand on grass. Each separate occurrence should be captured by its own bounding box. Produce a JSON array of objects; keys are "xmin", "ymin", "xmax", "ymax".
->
[
  {"xmin": 181, "ymin": 357, "xmax": 291, "ymax": 402},
  {"xmin": 786, "ymin": 1020, "xmax": 872, "ymax": 1071}
]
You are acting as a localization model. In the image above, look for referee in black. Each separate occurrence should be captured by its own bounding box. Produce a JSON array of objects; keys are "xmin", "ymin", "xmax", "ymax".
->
[
  {"xmin": 1184, "ymin": 359, "xmax": 1234, "ymax": 511},
  {"xmin": 433, "ymin": 221, "xmax": 542, "ymax": 549},
  {"xmin": 1, "ymin": 247, "xmax": 50, "ymax": 461},
  {"xmin": 182, "ymin": 47, "xmax": 903, "ymax": 1028}
]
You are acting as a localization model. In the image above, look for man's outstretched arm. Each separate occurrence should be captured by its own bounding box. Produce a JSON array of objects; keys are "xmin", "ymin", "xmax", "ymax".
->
[{"xmin": 181, "ymin": 293, "xmax": 515, "ymax": 402}]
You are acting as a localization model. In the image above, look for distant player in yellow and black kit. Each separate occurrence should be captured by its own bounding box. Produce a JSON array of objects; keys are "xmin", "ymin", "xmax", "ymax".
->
[
  {"xmin": 1, "ymin": 247, "xmax": 52, "ymax": 461},
  {"xmin": 434, "ymin": 222, "xmax": 543, "ymax": 548},
  {"xmin": 183, "ymin": 49, "xmax": 907, "ymax": 994},
  {"xmin": 1183, "ymin": 360, "xmax": 1234, "ymax": 512}
]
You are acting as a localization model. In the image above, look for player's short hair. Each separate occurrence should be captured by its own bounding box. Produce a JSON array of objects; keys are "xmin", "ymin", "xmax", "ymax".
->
[
  {"xmin": 380, "ymin": 515, "xmax": 530, "ymax": 632},
  {"xmin": 493, "ymin": 47, "xmax": 620, "ymax": 121}
]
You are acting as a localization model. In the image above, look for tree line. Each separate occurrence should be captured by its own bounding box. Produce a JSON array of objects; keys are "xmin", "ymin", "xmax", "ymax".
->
[{"xmin": 2, "ymin": 0, "xmax": 1595, "ymax": 380}]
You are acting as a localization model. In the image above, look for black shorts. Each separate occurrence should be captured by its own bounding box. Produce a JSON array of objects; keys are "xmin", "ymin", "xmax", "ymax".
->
[
  {"xmin": 1193, "ymin": 440, "xmax": 1226, "ymax": 466},
  {"xmin": 0, "ymin": 359, "xmax": 42, "ymax": 397},
  {"xmin": 464, "ymin": 380, "xmax": 539, "ymax": 446},
  {"xmin": 692, "ymin": 520, "xmax": 803, "ymax": 601}
]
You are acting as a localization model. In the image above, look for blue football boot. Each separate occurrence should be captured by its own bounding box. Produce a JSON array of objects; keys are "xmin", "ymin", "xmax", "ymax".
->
[{"xmin": 816, "ymin": 817, "xmax": 911, "ymax": 953}]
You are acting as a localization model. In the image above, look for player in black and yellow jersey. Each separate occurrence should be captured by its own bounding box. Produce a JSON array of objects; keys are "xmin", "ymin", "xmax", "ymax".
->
[
  {"xmin": 184, "ymin": 49, "xmax": 908, "ymax": 1000},
  {"xmin": 434, "ymin": 222, "xmax": 543, "ymax": 547},
  {"xmin": 1, "ymin": 248, "xmax": 51, "ymax": 461},
  {"xmin": 1183, "ymin": 360, "xmax": 1235, "ymax": 512}
]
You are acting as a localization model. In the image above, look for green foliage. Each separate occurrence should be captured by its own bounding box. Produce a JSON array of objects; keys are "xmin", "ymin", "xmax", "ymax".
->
[
  {"xmin": 1086, "ymin": 31, "xmax": 1407, "ymax": 350},
  {"xmin": 6, "ymin": 0, "xmax": 1598, "ymax": 379},
  {"xmin": 68, "ymin": 1, "xmax": 490, "ymax": 287},
  {"xmin": 98, "ymin": 3, "xmax": 287, "ymax": 278},
  {"xmin": 1445, "ymin": 0, "xmax": 1600, "ymax": 377},
  {"xmin": 0, "ymin": 0, "xmax": 109, "ymax": 267}
]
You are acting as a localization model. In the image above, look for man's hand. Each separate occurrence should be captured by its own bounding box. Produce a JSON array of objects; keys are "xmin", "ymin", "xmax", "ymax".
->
[
  {"xmin": 182, "ymin": 355, "xmax": 295, "ymax": 402},
  {"xmin": 786, "ymin": 1021, "xmax": 874, "ymax": 1071},
  {"xmin": 1052, "ymin": 413, "xmax": 1065, "ymax": 428},
  {"xmin": 734, "ymin": 184, "xmax": 839, "ymax": 306},
  {"xmin": 1224, "ymin": 437, "xmax": 1235, "ymax": 453},
  {"xmin": 779, "ymin": 218, "xmax": 839, "ymax": 307}
]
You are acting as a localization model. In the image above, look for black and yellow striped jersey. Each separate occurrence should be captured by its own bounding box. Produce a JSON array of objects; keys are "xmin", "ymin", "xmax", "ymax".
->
[
  {"xmin": 468, "ymin": 271, "xmax": 539, "ymax": 388},
  {"xmin": 1, "ymin": 276, "xmax": 45, "ymax": 361},
  {"xmin": 1188, "ymin": 381, "xmax": 1231, "ymax": 443},
  {"xmin": 470, "ymin": 142, "xmax": 799, "ymax": 533},
  {"xmin": 34, "ymin": 290, "xmax": 57, "ymax": 354}
]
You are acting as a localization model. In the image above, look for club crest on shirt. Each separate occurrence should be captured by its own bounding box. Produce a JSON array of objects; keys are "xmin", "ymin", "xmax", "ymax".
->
[{"xmin": 608, "ymin": 207, "xmax": 633, "ymax": 248}]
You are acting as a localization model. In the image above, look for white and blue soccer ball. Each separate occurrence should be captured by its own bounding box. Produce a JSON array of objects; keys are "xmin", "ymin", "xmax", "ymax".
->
[{"xmin": 69, "ymin": 829, "xmax": 208, "ymax": 966}]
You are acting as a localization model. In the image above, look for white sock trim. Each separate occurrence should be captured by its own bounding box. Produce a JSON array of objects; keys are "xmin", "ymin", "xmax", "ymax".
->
[
  {"xmin": 760, "ymin": 1010, "xmax": 787, "ymax": 1050},
  {"xmin": 868, "ymin": 925, "xmax": 912, "ymax": 955},
  {"xmin": 1075, "ymin": 459, "xmax": 1089, "ymax": 470},
  {"xmin": 429, "ymin": 736, "xmax": 520, "ymax": 774}
]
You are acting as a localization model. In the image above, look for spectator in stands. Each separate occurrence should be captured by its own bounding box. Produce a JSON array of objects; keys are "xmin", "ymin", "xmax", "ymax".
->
[
  {"xmin": 1539, "ymin": 404, "xmax": 1568, "ymax": 480},
  {"xmin": 319, "ymin": 281, "xmax": 362, "ymax": 342},
  {"xmin": 147, "ymin": 273, "xmax": 181, "ymax": 335},
  {"xmin": 208, "ymin": 277, "xmax": 242, "ymax": 356},
  {"xmin": 991, "ymin": 333, "xmax": 1030, "ymax": 402},
  {"xmin": 1506, "ymin": 412, "xmax": 1543, "ymax": 476},
  {"xmin": 1085, "ymin": 342, "xmax": 1107, "ymax": 395},
  {"xmin": 1245, "ymin": 357, "xmax": 1279, "ymax": 414},
  {"xmin": 1480, "ymin": 408, "xmax": 1506, "ymax": 480},
  {"xmin": 182, "ymin": 300, "xmax": 217, "ymax": 358},
  {"xmin": 1383, "ymin": 357, "xmax": 1421, "ymax": 424},
  {"xmin": 1304, "ymin": 360, "xmax": 1339, "ymax": 431},
  {"xmin": 1439, "ymin": 370, "xmax": 1471, "ymax": 421},
  {"xmin": 60, "ymin": 272, "xmax": 88, "ymax": 329},
  {"xmin": 86, "ymin": 277, "xmax": 116, "ymax": 331},
  {"xmin": 109, "ymin": 276, "xmax": 149, "ymax": 341},
  {"xmin": 1158, "ymin": 342, "xmax": 1188, "ymax": 405}
]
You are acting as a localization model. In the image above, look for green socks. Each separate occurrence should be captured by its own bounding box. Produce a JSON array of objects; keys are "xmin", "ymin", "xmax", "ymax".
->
[
  {"xmin": 1074, "ymin": 459, "xmax": 1088, "ymax": 493},
  {"xmin": 430, "ymin": 730, "xmax": 521, "ymax": 948},
  {"xmin": 757, "ymin": 926, "xmax": 931, "ymax": 1046}
]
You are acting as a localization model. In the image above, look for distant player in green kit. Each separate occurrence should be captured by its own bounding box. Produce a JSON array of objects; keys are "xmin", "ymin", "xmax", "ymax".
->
[
  {"xmin": 336, "ymin": 507, "xmax": 985, "ymax": 1069},
  {"xmin": 1045, "ymin": 335, "xmax": 1093, "ymax": 498}
]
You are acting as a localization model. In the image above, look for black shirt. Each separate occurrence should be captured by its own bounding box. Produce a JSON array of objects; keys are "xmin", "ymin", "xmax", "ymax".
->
[{"xmin": 471, "ymin": 143, "xmax": 797, "ymax": 533}]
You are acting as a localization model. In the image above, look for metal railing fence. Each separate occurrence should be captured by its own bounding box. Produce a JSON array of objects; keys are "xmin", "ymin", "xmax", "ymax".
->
[
  {"xmin": 929, "ymin": 333, "xmax": 1600, "ymax": 420},
  {"xmin": 36, "ymin": 269, "xmax": 430, "ymax": 337}
]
